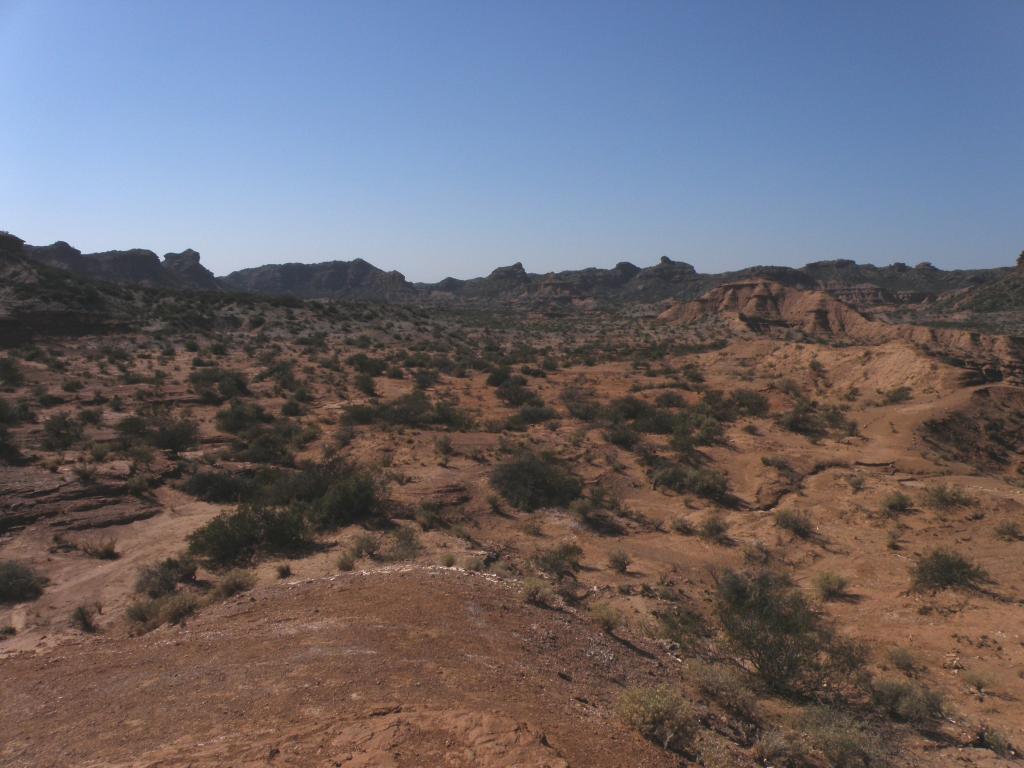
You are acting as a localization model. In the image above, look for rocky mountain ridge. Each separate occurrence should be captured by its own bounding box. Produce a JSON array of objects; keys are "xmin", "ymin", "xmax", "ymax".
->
[{"xmin": 4, "ymin": 229, "xmax": 1018, "ymax": 309}]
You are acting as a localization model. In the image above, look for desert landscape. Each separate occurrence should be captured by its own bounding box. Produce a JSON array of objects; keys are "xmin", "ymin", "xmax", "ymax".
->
[{"xmin": 2, "ymin": 229, "xmax": 1024, "ymax": 767}]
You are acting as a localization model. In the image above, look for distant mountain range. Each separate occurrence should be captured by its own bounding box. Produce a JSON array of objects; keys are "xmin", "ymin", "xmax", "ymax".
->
[{"xmin": 3, "ymin": 229, "xmax": 1020, "ymax": 310}]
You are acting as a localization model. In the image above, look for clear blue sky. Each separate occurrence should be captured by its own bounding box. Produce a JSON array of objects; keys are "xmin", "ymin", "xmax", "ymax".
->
[{"xmin": 1, "ymin": 1, "xmax": 1021, "ymax": 281}]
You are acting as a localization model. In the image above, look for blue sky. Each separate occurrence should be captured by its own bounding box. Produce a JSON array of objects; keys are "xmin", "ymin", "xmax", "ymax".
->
[{"xmin": 1, "ymin": 1, "xmax": 1021, "ymax": 281}]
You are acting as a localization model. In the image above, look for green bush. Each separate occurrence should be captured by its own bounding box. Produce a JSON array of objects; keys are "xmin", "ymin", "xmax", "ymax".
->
[
  {"xmin": 684, "ymin": 659, "xmax": 757, "ymax": 719},
  {"xmin": 698, "ymin": 514, "xmax": 730, "ymax": 543},
  {"xmin": 590, "ymin": 602, "xmax": 622, "ymax": 632},
  {"xmin": 213, "ymin": 569, "xmax": 256, "ymax": 599},
  {"xmin": 126, "ymin": 592, "xmax": 199, "ymax": 632},
  {"xmin": 188, "ymin": 504, "xmax": 311, "ymax": 566},
  {"xmin": 42, "ymin": 413, "xmax": 82, "ymax": 450},
  {"xmin": 775, "ymin": 509, "xmax": 814, "ymax": 539},
  {"xmin": 215, "ymin": 400, "xmax": 271, "ymax": 434},
  {"xmin": 382, "ymin": 526, "xmax": 422, "ymax": 561},
  {"xmin": 716, "ymin": 569, "xmax": 859, "ymax": 694},
  {"xmin": 800, "ymin": 707, "xmax": 888, "ymax": 768},
  {"xmin": 881, "ymin": 492, "xmax": 912, "ymax": 516},
  {"xmin": 306, "ymin": 469, "xmax": 384, "ymax": 530},
  {"xmin": 652, "ymin": 464, "xmax": 728, "ymax": 502},
  {"xmin": 523, "ymin": 577, "xmax": 554, "ymax": 606},
  {"xmin": 0, "ymin": 561, "xmax": 47, "ymax": 604},
  {"xmin": 814, "ymin": 571, "xmax": 850, "ymax": 601},
  {"xmin": 70, "ymin": 604, "xmax": 98, "ymax": 633},
  {"xmin": 491, "ymin": 451, "xmax": 582, "ymax": 511},
  {"xmin": 923, "ymin": 483, "xmax": 971, "ymax": 510},
  {"xmin": 617, "ymin": 686, "xmax": 696, "ymax": 753},
  {"xmin": 188, "ymin": 367, "xmax": 249, "ymax": 403},
  {"xmin": 871, "ymin": 677, "xmax": 943, "ymax": 724},
  {"xmin": 534, "ymin": 542, "xmax": 584, "ymax": 578},
  {"xmin": 181, "ymin": 470, "xmax": 250, "ymax": 502},
  {"xmin": 910, "ymin": 548, "xmax": 989, "ymax": 592},
  {"xmin": 608, "ymin": 549, "xmax": 631, "ymax": 573},
  {"xmin": 134, "ymin": 556, "xmax": 197, "ymax": 598},
  {"xmin": 0, "ymin": 357, "xmax": 24, "ymax": 388}
]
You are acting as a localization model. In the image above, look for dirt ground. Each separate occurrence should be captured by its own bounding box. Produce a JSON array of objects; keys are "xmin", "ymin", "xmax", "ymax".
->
[{"xmin": 2, "ymin": 295, "xmax": 1023, "ymax": 766}]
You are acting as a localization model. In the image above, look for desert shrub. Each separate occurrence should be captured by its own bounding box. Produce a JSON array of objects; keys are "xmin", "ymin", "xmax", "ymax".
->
[
  {"xmin": 534, "ymin": 542, "xmax": 584, "ymax": 578},
  {"xmin": 0, "ymin": 561, "xmax": 47, "ymax": 603},
  {"xmin": 605, "ymin": 422, "xmax": 640, "ymax": 449},
  {"xmin": 336, "ymin": 551, "xmax": 357, "ymax": 571},
  {"xmin": 349, "ymin": 532, "xmax": 380, "ymax": 559},
  {"xmin": 570, "ymin": 496, "xmax": 625, "ymax": 535},
  {"xmin": 495, "ymin": 376, "xmax": 542, "ymax": 407},
  {"xmin": 656, "ymin": 602, "xmax": 707, "ymax": 648},
  {"xmin": 800, "ymin": 707, "xmax": 888, "ymax": 768},
  {"xmin": 0, "ymin": 356, "xmax": 24, "ymax": 388},
  {"xmin": 753, "ymin": 729, "xmax": 813, "ymax": 768},
  {"xmin": 306, "ymin": 468, "xmax": 384, "ymax": 530},
  {"xmin": 995, "ymin": 520, "xmax": 1024, "ymax": 541},
  {"xmin": 716, "ymin": 569, "xmax": 856, "ymax": 694},
  {"xmin": 698, "ymin": 514, "xmax": 730, "ymax": 543},
  {"xmin": 188, "ymin": 367, "xmax": 249, "ymax": 403},
  {"xmin": 81, "ymin": 537, "xmax": 119, "ymax": 560},
  {"xmin": 382, "ymin": 527, "xmax": 422, "ymax": 561},
  {"xmin": 231, "ymin": 423, "xmax": 296, "ymax": 465},
  {"xmin": 910, "ymin": 548, "xmax": 989, "ymax": 592},
  {"xmin": 116, "ymin": 409, "xmax": 198, "ymax": 454},
  {"xmin": 923, "ymin": 483, "xmax": 971, "ymax": 510},
  {"xmin": 215, "ymin": 400, "xmax": 271, "ymax": 434},
  {"xmin": 778, "ymin": 400, "xmax": 826, "ymax": 437},
  {"xmin": 0, "ymin": 398, "xmax": 33, "ymax": 425},
  {"xmin": 888, "ymin": 647, "xmax": 917, "ymax": 675},
  {"xmin": 42, "ymin": 413, "xmax": 82, "ymax": 450},
  {"xmin": 523, "ymin": 577, "xmax": 554, "ymax": 606},
  {"xmin": 188, "ymin": 504, "xmax": 310, "ymax": 566},
  {"xmin": 814, "ymin": 571, "xmax": 850, "ymax": 601},
  {"xmin": 70, "ymin": 604, "xmax": 98, "ymax": 633},
  {"xmin": 126, "ymin": 592, "xmax": 199, "ymax": 632},
  {"xmin": 775, "ymin": 509, "xmax": 814, "ymax": 539},
  {"xmin": 882, "ymin": 386, "xmax": 912, "ymax": 404},
  {"xmin": 670, "ymin": 411, "xmax": 723, "ymax": 447},
  {"xmin": 590, "ymin": 602, "xmax": 622, "ymax": 632},
  {"xmin": 871, "ymin": 677, "xmax": 943, "ymax": 724},
  {"xmin": 134, "ymin": 556, "xmax": 197, "ymax": 598},
  {"xmin": 730, "ymin": 388, "xmax": 770, "ymax": 417},
  {"xmin": 973, "ymin": 724, "xmax": 1015, "ymax": 758},
  {"xmin": 213, "ymin": 569, "xmax": 256, "ymax": 599},
  {"xmin": 506, "ymin": 404, "xmax": 558, "ymax": 429},
  {"xmin": 345, "ymin": 390, "xmax": 471, "ymax": 429},
  {"xmin": 347, "ymin": 353, "xmax": 387, "ymax": 376},
  {"xmin": 608, "ymin": 549, "xmax": 630, "ymax": 573},
  {"xmin": 617, "ymin": 686, "xmax": 696, "ymax": 753},
  {"xmin": 881, "ymin": 492, "xmax": 912, "ymax": 516},
  {"xmin": 561, "ymin": 386, "xmax": 601, "ymax": 421},
  {"xmin": 652, "ymin": 464, "xmax": 728, "ymax": 503},
  {"xmin": 685, "ymin": 659, "xmax": 757, "ymax": 719},
  {"xmin": 181, "ymin": 470, "xmax": 250, "ymax": 502},
  {"xmin": 490, "ymin": 451, "xmax": 581, "ymax": 511},
  {"xmin": 0, "ymin": 426, "xmax": 24, "ymax": 463}
]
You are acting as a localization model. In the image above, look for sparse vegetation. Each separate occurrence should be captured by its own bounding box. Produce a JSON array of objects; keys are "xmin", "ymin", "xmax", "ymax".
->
[
  {"xmin": 814, "ymin": 571, "xmax": 850, "ymax": 601},
  {"xmin": 490, "ymin": 451, "xmax": 582, "ymax": 511},
  {"xmin": 716, "ymin": 569, "xmax": 863, "ymax": 695},
  {"xmin": 910, "ymin": 548, "xmax": 990, "ymax": 592},
  {"xmin": 775, "ymin": 509, "xmax": 814, "ymax": 539},
  {"xmin": 617, "ymin": 686, "xmax": 696, "ymax": 753},
  {"xmin": 0, "ymin": 561, "xmax": 47, "ymax": 604}
]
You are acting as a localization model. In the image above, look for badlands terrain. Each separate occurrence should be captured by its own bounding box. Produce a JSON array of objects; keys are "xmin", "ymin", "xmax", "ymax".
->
[{"xmin": 2, "ymin": 231, "xmax": 1024, "ymax": 767}]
